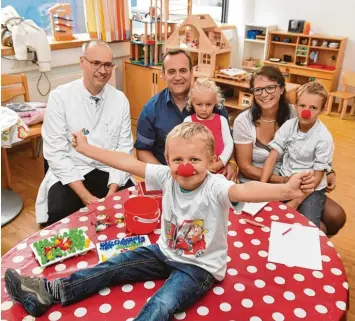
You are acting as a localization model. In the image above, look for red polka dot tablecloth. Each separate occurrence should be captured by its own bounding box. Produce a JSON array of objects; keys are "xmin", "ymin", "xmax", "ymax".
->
[{"xmin": 1, "ymin": 186, "xmax": 349, "ymax": 321}]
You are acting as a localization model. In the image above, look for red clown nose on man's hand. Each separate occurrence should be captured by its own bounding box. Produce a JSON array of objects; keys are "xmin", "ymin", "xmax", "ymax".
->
[
  {"xmin": 177, "ymin": 163, "xmax": 196, "ymax": 177},
  {"xmin": 301, "ymin": 110, "xmax": 312, "ymax": 119}
]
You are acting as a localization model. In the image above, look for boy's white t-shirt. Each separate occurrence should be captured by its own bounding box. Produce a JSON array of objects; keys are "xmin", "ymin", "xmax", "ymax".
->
[{"xmin": 145, "ymin": 164, "xmax": 234, "ymax": 281}]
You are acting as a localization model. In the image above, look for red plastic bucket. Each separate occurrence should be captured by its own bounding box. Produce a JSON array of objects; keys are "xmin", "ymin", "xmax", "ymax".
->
[{"xmin": 123, "ymin": 196, "xmax": 160, "ymax": 235}]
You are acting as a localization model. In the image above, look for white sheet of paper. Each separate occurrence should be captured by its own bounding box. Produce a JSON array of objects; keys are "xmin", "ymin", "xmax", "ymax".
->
[
  {"xmin": 267, "ymin": 221, "xmax": 322, "ymax": 270},
  {"xmin": 233, "ymin": 202, "xmax": 268, "ymax": 216}
]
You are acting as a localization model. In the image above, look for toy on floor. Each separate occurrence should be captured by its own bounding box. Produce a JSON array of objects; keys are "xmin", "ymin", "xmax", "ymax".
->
[
  {"xmin": 30, "ymin": 228, "xmax": 95, "ymax": 267},
  {"xmin": 96, "ymin": 235, "xmax": 151, "ymax": 262}
]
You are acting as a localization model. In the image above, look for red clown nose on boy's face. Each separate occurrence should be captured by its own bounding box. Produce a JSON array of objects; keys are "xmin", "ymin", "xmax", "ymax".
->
[
  {"xmin": 301, "ymin": 109, "xmax": 312, "ymax": 119},
  {"xmin": 176, "ymin": 163, "xmax": 196, "ymax": 177}
]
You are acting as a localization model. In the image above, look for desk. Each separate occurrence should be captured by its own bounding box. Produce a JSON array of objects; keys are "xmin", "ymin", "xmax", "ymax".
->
[
  {"xmin": 1, "ymin": 107, "xmax": 29, "ymax": 226},
  {"xmin": 1, "ymin": 186, "xmax": 348, "ymax": 321}
]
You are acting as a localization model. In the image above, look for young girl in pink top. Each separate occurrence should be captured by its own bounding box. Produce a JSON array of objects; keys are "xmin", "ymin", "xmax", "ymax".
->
[{"xmin": 184, "ymin": 78, "xmax": 233, "ymax": 173}]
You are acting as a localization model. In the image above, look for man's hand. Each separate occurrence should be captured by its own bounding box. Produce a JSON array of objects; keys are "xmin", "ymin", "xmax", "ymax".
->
[
  {"xmin": 286, "ymin": 171, "xmax": 315, "ymax": 199},
  {"xmin": 106, "ymin": 183, "xmax": 119, "ymax": 197},
  {"xmin": 221, "ymin": 162, "xmax": 238, "ymax": 183},
  {"xmin": 72, "ymin": 132, "xmax": 89, "ymax": 153},
  {"xmin": 80, "ymin": 193, "xmax": 99, "ymax": 206},
  {"xmin": 326, "ymin": 172, "xmax": 336, "ymax": 192}
]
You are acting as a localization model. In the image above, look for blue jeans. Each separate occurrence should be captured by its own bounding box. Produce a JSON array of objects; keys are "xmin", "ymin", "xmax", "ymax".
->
[
  {"xmin": 297, "ymin": 188, "xmax": 326, "ymax": 228},
  {"xmin": 57, "ymin": 244, "xmax": 215, "ymax": 321}
]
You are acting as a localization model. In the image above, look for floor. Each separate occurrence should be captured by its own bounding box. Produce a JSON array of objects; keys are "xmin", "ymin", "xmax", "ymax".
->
[{"xmin": 1, "ymin": 113, "xmax": 355, "ymax": 320}]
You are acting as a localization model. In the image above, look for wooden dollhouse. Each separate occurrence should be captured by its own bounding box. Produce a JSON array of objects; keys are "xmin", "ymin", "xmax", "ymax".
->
[
  {"xmin": 164, "ymin": 14, "xmax": 232, "ymax": 77},
  {"xmin": 48, "ymin": 3, "xmax": 75, "ymax": 41}
]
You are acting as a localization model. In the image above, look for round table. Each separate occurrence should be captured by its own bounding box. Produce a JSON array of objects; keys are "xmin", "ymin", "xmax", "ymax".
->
[
  {"xmin": 1, "ymin": 107, "xmax": 29, "ymax": 226},
  {"xmin": 1, "ymin": 185, "xmax": 349, "ymax": 321}
]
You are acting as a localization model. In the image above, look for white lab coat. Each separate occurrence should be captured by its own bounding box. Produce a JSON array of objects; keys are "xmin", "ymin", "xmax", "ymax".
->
[
  {"xmin": 35, "ymin": 79, "xmax": 133, "ymax": 223},
  {"xmin": 1, "ymin": 5, "xmax": 51, "ymax": 72}
]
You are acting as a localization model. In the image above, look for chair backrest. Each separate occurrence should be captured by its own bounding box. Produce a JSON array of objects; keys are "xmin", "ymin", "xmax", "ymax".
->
[
  {"xmin": 1, "ymin": 73, "xmax": 30, "ymax": 103},
  {"xmin": 341, "ymin": 71, "xmax": 355, "ymax": 91}
]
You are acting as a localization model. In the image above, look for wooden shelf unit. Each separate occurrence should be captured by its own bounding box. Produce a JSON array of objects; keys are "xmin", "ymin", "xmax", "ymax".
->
[
  {"xmin": 242, "ymin": 23, "xmax": 277, "ymax": 72},
  {"xmin": 265, "ymin": 31, "xmax": 347, "ymax": 91}
]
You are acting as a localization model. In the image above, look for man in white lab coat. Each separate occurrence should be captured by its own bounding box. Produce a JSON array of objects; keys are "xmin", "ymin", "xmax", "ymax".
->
[{"xmin": 36, "ymin": 40, "xmax": 134, "ymax": 224}]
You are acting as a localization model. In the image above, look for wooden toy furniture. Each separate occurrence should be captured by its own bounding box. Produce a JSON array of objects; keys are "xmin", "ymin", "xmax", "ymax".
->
[
  {"xmin": 164, "ymin": 14, "xmax": 232, "ymax": 77},
  {"xmin": 326, "ymin": 71, "xmax": 355, "ymax": 119},
  {"xmin": 1, "ymin": 74, "xmax": 42, "ymax": 161},
  {"xmin": 265, "ymin": 31, "xmax": 347, "ymax": 91},
  {"xmin": 48, "ymin": 3, "xmax": 75, "ymax": 41}
]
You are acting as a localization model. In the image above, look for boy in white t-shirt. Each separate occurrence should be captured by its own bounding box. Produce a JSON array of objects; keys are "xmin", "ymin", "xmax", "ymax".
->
[{"xmin": 5, "ymin": 123, "xmax": 315, "ymax": 319}]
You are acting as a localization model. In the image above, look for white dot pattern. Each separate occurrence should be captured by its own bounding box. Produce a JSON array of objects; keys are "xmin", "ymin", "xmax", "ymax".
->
[
  {"xmin": 213, "ymin": 286, "xmax": 224, "ymax": 295},
  {"xmin": 234, "ymin": 283, "xmax": 245, "ymax": 291},
  {"xmin": 293, "ymin": 273, "xmax": 305, "ymax": 282},
  {"xmin": 219, "ymin": 302, "xmax": 231, "ymax": 312},
  {"xmin": 74, "ymin": 307, "xmax": 87, "ymax": 317},
  {"xmin": 197, "ymin": 306, "xmax": 209, "ymax": 316},
  {"xmin": 263, "ymin": 295, "xmax": 275, "ymax": 304},
  {"xmin": 294, "ymin": 308, "xmax": 306, "ymax": 318},
  {"xmin": 123, "ymin": 300, "xmax": 135, "ymax": 310},
  {"xmin": 274, "ymin": 276, "xmax": 285, "ymax": 284},
  {"xmin": 48, "ymin": 311, "xmax": 62, "ymax": 321},
  {"xmin": 284, "ymin": 291, "xmax": 295, "ymax": 300},
  {"xmin": 99, "ymin": 303, "xmax": 112, "ymax": 313},
  {"xmin": 242, "ymin": 299, "xmax": 253, "ymax": 308},
  {"xmin": 315, "ymin": 305, "xmax": 328, "ymax": 314},
  {"xmin": 254, "ymin": 279, "xmax": 265, "ymax": 288},
  {"xmin": 99, "ymin": 287, "xmax": 111, "ymax": 296}
]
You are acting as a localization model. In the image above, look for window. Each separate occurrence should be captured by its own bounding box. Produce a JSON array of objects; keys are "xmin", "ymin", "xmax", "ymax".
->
[
  {"xmin": 1, "ymin": 0, "xmax": 86, "ymax": 35},
  {"xmin": 202, "ymin": 53, "xmax": 211, "ymax": 64},
  {"xmin": 131, "ymin": 0, "xmax": 227, "ymax": 25}
]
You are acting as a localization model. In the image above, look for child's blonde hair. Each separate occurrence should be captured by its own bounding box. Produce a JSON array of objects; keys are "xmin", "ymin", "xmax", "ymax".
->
[
  {"xmin": 187, "ymin": 78, "xmax": 225, "ymax": 111},
  {"xmin": 296, "ymin": 82, "xmax": 328, "ymax": 109},
  {"xmin": 165, "ymin": 122, "xmax": 215, "ymax": 160}
]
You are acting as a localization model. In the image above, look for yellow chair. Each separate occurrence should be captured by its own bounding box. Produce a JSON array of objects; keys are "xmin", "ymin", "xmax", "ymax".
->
[
  {"xmin": 1, "ymin": 73, "xmax": 43, "ymax": 189},
  {"xmin": 326, "ymin": 71, "xmax": 355, "ymax": 119}
]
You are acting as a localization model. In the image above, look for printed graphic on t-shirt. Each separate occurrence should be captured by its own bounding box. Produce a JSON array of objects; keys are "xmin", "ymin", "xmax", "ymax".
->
[{"xmin": 165, "ymin": 214, "xmax": 208, "ymax": 257}]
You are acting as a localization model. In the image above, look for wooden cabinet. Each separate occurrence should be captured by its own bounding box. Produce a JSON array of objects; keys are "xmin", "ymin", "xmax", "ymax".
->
[
  {"xmin": 123, "ymin": 61, "xmax": 166, "ymax": 128},
  {"xmin": 265, "ymin": 31, "xmax": 347, "ymax": 91}
]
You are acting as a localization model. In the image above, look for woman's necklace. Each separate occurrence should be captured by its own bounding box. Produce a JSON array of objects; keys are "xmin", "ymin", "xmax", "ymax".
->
[{"xmin": 260, "ymin": 117, "xmax": 276, "ymax": 123}]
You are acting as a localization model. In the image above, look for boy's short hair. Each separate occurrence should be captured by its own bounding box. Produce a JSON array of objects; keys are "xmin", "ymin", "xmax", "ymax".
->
[
  {"xmin": 186, "ymin": 78, "xmax": 225, "ymax": 111},
  {"xmin": 165, "ymin": 122, "xmax": 215, "ymax": 160},
  {"xmin": 296, "ymin": 82, "xmax": 328, "ymax": 109}
]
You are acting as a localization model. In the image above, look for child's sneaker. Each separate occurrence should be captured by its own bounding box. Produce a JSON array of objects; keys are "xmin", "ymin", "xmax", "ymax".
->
[{"xmin": 5, "ymin": 268, "xmax": 54, "ymax": 317}]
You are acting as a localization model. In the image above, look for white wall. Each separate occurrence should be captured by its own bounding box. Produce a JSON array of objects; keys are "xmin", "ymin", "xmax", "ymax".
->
[
  {"xmin": 2, "ymin": 42, "xmax": 130, "ymax": 102},
  {"xmin": 227, "ymin": 0, "xmax": 255, "ymax": 67},
  {"xmin": 253, "ymin": 0, "xmax": 355, "ymax": 73}
]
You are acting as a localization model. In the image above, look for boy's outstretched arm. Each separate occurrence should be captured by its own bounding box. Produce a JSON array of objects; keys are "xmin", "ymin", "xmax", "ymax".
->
[
  {"xmin": 228, "ymin": 171, "xmax": 315, "ymax": 203},
  {"xmin": 260, "ymin": 149, "xmax": 279, "ymax": 183},
  {"xmin": 72, "ymin": 132, "xmax": 146, "ymax": 178}
]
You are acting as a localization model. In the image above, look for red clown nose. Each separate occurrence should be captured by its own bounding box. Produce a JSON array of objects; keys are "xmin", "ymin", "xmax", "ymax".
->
[
  {"xmin": 176, "ymin": 163, "xmax": 195, "ymax": 177},
  {"xmin": 301, "ymin": 110, "xmax": 312, "ymax": 119}
]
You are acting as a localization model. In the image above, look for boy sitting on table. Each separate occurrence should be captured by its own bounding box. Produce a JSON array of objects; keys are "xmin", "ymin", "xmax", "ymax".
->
[
  {"xmin": 5, "ymin": 122, "xmax": 314, "ymax": 320},
  {"xmin": 260, "ymin": 82, "xmax": 333, "ymax": 228}
]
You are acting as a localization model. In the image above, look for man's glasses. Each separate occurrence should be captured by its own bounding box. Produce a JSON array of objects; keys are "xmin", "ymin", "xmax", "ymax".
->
[
  {"xmin": 251, "ymin": 84, "xmax": 280, "ymax": 96},
  {"xmin": 82, "ymin": 56, "xmax": 115, "ymax": 71}
]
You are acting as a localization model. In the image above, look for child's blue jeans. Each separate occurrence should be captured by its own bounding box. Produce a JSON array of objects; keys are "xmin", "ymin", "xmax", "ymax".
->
[
  {"xmin": 297, "ymin": 188, "xmax": 327, "ymax": 228},
  {"xmin": 57, "ymin": 244, "xmax": 215, "ymax": 321}
]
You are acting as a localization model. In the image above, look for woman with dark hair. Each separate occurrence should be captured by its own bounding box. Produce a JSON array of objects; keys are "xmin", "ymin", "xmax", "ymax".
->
[{"xmin": 233, "ymin": 65, "xmax": 346, "ymax": 235}]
